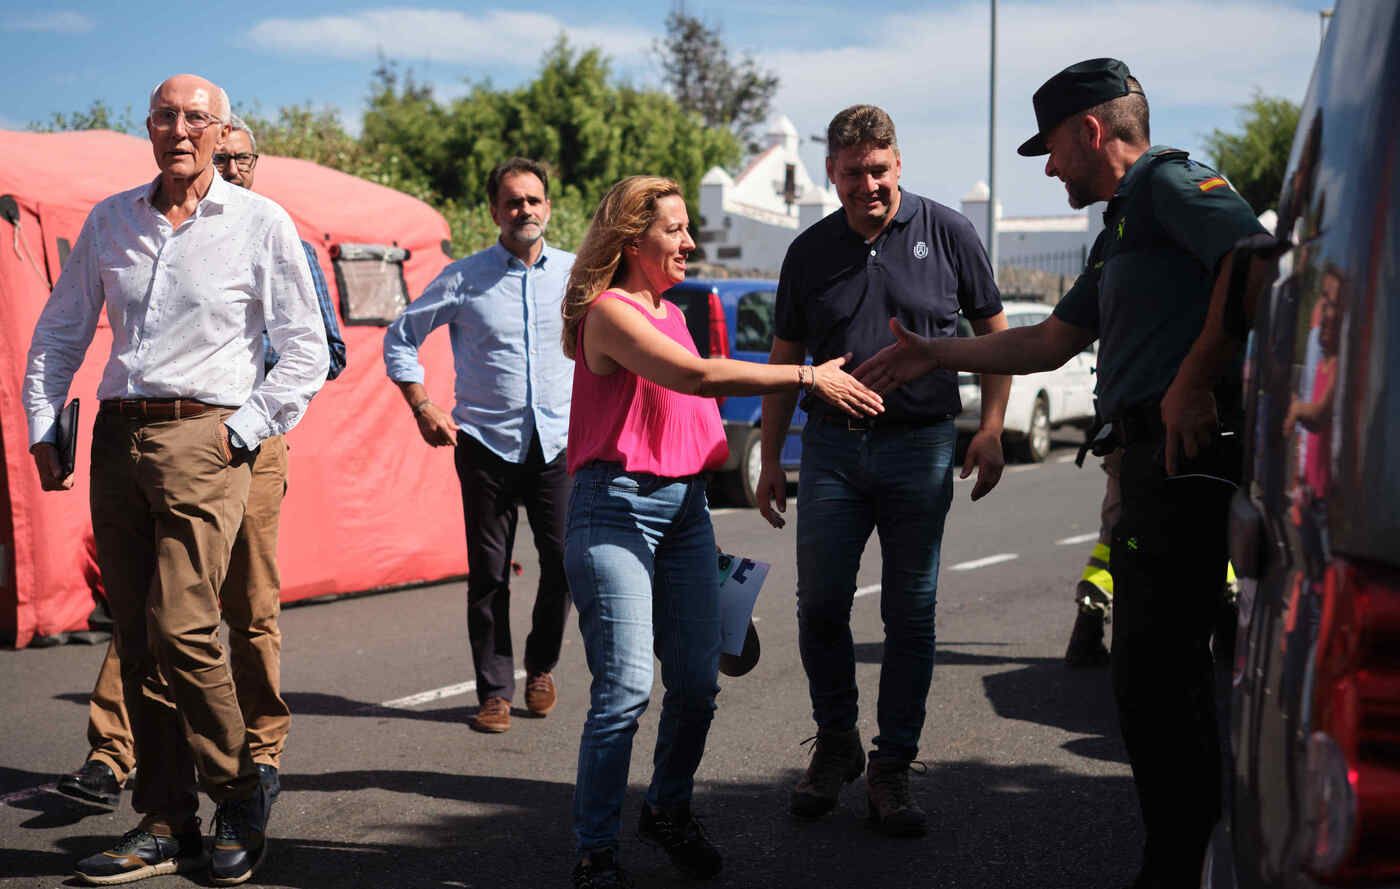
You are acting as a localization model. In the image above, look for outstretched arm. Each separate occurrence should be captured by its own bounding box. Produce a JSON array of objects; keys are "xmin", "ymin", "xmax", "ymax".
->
[
  {"xmin": 853, "ymin": 315, "xmax": 1095, "ymax": 393},
  {"xmin": 586, "ymin": 298, "xmax": 882, "ymax": 414}
]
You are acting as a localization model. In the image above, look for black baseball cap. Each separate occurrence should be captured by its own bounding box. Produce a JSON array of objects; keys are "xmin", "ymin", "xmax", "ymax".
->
[{"xmin": 1018, "ymin": 58, "xmax": 1141, "ymax": 157}]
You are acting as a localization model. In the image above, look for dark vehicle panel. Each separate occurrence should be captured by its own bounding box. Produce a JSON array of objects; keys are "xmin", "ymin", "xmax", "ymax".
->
[{"xmin": 1222, "ymin": 2, "xmax": 1400, "ymax": 886}]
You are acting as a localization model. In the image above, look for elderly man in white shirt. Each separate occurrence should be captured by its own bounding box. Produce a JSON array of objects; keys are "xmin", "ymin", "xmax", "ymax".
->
[{"xmin": 23, "ymin": 74, "xmax": 327, "ymax": 887}]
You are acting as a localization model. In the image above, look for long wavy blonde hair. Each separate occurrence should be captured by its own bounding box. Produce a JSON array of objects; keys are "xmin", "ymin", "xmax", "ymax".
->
[{"xmin": 561, "ymin": 175, "xmax": 683, "ymax": 359}]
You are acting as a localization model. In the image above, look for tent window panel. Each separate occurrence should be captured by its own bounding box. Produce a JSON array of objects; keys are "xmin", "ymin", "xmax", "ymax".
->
[{"xmin": 332, "ymin": 242, "xmax": 412, "ymax": 326}]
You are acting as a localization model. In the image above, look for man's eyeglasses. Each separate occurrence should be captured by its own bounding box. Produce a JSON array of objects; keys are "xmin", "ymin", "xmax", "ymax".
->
[
  {"xmin": 213, "ymin": 152, "xmax": 259, "ymax": 171},
  {"xmin": 150, "ymin": 107, "xmax": 225, "ymax": 134}
]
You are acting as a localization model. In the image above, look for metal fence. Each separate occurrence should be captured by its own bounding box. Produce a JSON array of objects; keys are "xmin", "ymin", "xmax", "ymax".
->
[{"xmin": 997, "ymin": 247, "xmax": 1089, "ymax": 303}]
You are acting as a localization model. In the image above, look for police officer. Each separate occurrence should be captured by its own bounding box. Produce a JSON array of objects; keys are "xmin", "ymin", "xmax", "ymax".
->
[{"xmin": 854, "ymin": 59, "xmax": 1265, "ymax": 887}]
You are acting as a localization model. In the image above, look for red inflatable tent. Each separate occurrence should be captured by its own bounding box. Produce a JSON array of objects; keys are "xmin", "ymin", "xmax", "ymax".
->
[{"xmin": 0, "ymin": 129, "xmax": 468, "ymax": 648}]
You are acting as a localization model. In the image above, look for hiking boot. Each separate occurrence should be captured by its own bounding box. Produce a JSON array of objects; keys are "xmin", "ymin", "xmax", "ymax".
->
[
  {"xmin": 525, "ymin": 672, "xmax": 558, "ymax": 716},
  {"xmin": 470, "ymin": 696, "xmax": 512, "ymax": 733},
  {"xmin": 638, "ymin": 803, "xmax": 722, "ymax": 878},
  {"xmin": 1064, "ymin": 604, "xmax": 1110, "ymax": 668},
  {"xmin": 74, "ymin": 826, "xmax": 205, "ymax": 885},
  {"xmin": 58, "ymin": 759, "xmax": 122, "ymax": 808},
  {"xmin": 209, "ymin": 785, "xmax": 268, "ymax": 885},
  {"xmin": 256, "ymin": 764, "xmax": 280, "ymax": 805},
  {"xmin": 571, "ymin": 848, "xmax": 633, "ymax": 889},
  {"xmin": 865, "ymin": 758, "xmax": 927, "ymax": 837},
  {"xmin": 790, "ymin": 728, "xmax": 865, "ymax": 819}
]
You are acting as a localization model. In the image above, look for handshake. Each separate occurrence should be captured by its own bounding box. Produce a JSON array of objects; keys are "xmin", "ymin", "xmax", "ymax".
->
[{"xmin": 803, "ymin": 318, "xmax": 949, "ymax": 421}]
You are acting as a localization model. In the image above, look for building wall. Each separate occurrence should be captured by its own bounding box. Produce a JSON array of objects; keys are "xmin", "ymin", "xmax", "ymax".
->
[{"xmin": 696, "ymin": 209, "xmax": 800, "ymax": 276}]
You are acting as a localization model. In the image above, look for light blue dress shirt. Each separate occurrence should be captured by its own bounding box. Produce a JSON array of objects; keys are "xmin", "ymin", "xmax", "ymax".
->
[{"xmin": 383, "ymin": 240, "xmax": 574, "ymax": 464}]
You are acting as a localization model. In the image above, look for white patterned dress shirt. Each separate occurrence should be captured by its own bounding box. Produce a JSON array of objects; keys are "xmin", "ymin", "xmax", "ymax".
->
[{"xmin": 24, "ymin": 172, "xmax": 329, "ymax": 449}]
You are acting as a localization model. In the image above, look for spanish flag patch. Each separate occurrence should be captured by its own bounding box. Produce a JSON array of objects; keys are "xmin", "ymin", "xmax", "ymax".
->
[{"xmin": 1198, "ymin": 177, "xmax": 1228, "ymax": 192}]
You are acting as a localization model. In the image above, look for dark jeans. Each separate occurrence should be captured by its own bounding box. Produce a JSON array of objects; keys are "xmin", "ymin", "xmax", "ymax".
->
[
  {"xmin": 455, "ymin": 431, "xmax": 572, "ymax": 703},
  {"xmin": 795, "ymin": 419, "xmax": 956, "ymax": 763},
  {"xmin": 1110, "ymin": 432, "xmax": 1239, "ymax": 884}
]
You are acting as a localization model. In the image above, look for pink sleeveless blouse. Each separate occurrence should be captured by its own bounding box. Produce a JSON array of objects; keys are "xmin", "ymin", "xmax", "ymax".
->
[{"xmin": 567, "ymin": 291, "xmax": 728, "ymax": 477}]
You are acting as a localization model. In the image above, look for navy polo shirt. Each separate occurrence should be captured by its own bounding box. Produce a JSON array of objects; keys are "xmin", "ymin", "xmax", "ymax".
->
[{"xmin": 775, "ymin": 188, "xmax": 1003, "ymax": 421}]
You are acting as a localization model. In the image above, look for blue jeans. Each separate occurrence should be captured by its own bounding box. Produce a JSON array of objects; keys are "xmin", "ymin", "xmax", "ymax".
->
[
  {"xmin": 796, "ymin": 419, "xmax": 956, "ymax": 763},
  {"xmin": 565, "ymin": 462, "xmax": 721, "ymax": 854}
]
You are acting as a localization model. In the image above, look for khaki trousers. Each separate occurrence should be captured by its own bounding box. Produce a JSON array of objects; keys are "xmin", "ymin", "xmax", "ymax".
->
[
  {"xmin": 84, "ymin": 435, "xmax": 291, "ymax": 784},
  {"xmin": 89, "ymin": 408, "xmax": 257, "ymax": 831}
]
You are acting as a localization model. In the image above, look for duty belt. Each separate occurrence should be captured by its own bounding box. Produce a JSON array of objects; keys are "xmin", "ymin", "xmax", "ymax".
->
[
  {"xmin": 1113, "ymin": 402, "xmax": 1164, "ymax": 446},
  {"xmin": 100, "ymin": 399, "xmax": 218, "ymax": 420}
]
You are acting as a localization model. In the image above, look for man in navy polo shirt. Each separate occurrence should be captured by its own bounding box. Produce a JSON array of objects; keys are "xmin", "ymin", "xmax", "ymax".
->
[
  {"xmin": 756, "ymin": 104, "xmax": 1010, "ymax": 836},
  {"xmin": 854, "ymin": 61, "xmax": 1266, "ymax": 885}
]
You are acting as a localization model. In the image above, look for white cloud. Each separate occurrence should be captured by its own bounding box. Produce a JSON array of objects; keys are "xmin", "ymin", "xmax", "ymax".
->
[
  {"xmin": 3, "ymin": 11, "xmax": 95, "ymax": 33},
  {"xmin": 244, "ymin": 8, "xmax": 653, "ymax": 68},
  {"xmin": 772, "ymin": 0, "xmax": 1319, "ymax": 214},
  {"xmin": 242, "ymin": 1, "xmax": 1320, "ymax": 216}
]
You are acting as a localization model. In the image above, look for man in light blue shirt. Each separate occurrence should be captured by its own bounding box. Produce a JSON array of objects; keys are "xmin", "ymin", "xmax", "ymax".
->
[{"xmin": 384, "ymin": 158, "xmax": 574, "ymax": 734}]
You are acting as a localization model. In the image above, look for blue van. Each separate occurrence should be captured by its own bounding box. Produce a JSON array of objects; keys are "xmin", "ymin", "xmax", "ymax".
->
[{"xmin": 670, "ymin": 278, "xmax": 805, "ymax": 506}]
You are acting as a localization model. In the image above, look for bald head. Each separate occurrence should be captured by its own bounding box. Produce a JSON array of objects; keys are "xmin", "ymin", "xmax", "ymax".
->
[
  {"xmin": 148, "ymin": 74, "xmax": 230, "ymax": 121},
  {"xmin": 146, "ymin": 73, "xmax": 232, "ymax": 185}
]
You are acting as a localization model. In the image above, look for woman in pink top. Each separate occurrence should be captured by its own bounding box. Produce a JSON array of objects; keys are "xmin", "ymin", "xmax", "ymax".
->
[{"xmin": 561, "ymin": 176, "xmax": 881, "ymax": 889}]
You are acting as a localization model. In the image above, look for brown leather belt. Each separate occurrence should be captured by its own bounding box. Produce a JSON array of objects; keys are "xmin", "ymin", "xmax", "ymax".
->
[{"xmin": 100, "ymin": 398, "xmax": 219, "ymax": 420}]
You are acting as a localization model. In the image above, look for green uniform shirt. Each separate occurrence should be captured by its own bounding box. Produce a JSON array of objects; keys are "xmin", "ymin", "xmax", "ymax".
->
[{"xmin": 1053, "ymin": 145, "xmax": 1265, "ymax": 417}]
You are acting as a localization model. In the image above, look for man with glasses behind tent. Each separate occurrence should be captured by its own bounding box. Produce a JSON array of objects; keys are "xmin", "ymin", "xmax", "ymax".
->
[
  {"xmin": 24, "ymin": 74, "xmax": 328, "ymax": 886},
  {"xmin": 53, "ymin": 112, "xmax": 346, "ymax": 844}
]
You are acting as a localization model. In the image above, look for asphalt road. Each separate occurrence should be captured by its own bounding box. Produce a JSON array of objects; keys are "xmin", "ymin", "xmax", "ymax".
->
[{"xmin": 0, "ymin": 439, "xmax": 1142, "ymax": 889}]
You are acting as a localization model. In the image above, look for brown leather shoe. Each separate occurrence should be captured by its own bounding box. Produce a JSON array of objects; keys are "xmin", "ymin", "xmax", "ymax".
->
[
  {"xmin": 470, "ymin": 696, "xmax": 511, "ymax": 733},
  {"xmin": 525, "ymin": 672, "xmax": 557, "ymax": 716}
]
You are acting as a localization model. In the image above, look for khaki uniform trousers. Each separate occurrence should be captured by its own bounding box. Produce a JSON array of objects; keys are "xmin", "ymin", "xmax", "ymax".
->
[
  {"xmin": 88, "ymin": 408, "xmax": 262, "ymax": 831},
  {"xmin": 84, "ymin": 434, "xmax": 291, "ymax": 782}
]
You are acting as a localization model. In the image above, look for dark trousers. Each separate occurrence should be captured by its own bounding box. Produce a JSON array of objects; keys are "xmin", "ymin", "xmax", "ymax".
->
[
  {"xmin": 454, "ymin": 431, "xmax": 571, "ymax": 703},
  {"xmin": 1110, "ymin": 432, "xmax": 1239, "ymax": 885}
]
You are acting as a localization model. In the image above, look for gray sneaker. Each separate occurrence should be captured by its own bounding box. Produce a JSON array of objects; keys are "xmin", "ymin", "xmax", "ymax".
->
[
  {"xmin": 865, "ymin": 758, "xmax": 927, "ymax": 837},
  {"xmin": 790, "ymin": 728, "xmax": 865, "ymax": 819}
]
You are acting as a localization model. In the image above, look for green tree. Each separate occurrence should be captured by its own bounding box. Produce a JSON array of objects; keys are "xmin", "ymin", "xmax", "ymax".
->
[
  {"xmin": 657, "ymin": 8, "xmax": 779, "ymax": 152},
  {"xmin": 240, "ymin": 103, "xmax": 436, "ymax": 204},
  {"xmin": 38, "ymin": 40, "xmax": 741, "ymax": 256},
  {"xmin": 359, "ymin": 38, "xmax": 741, "ymax": 253},
  {"xmin": 30, "ymin": 100, "xmax": 137, "ymax": 134},
  {"xmin": 1204, "ymin": 92, "xmax": 1301, "ymax": 213}
]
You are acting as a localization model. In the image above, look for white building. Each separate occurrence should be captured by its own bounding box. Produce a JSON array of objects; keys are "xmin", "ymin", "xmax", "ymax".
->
[
  {"xmin": 696, "ymin": 115, "xmax": 841, "ymax": 275},
  {"xmin": 960, "ymin": 181, "xmax": 1105, "ymax": 280}
]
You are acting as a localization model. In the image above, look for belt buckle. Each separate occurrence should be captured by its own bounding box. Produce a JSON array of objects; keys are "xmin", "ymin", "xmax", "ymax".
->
[{"xmin": 846, "ymin": 416, "xmax": 871, "ymax": 432}]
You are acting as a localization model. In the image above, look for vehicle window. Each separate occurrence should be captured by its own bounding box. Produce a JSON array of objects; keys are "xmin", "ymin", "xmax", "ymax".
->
[
  {"xmin": 672, "ymin": 288, "xmax": 712, "ymax": 358},
  {"xmin": 735, "ymin": 290, "xmax": 776, "ymax": 352},
  {"xmin": 333, "ymin": 243, "xmax": 410, "ymax": 326}
]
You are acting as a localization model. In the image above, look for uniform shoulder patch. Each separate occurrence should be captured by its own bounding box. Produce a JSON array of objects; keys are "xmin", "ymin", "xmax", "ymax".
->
[{"xmin": 1198, "ymin": 176, "xmax": 1229, "ymax": 192}]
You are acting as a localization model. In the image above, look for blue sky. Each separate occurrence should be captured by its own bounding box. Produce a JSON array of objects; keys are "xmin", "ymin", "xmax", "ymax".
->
[{"xmin": 1, "ymin": 0, "xmax": 1332, "ymax": 216}]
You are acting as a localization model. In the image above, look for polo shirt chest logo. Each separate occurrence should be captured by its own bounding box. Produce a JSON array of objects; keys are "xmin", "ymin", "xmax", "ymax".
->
[
  {"xmin": 913, "ymin": 241, "xmax": 929, "ymax": 260},
  {"xmin": 1116, "ymin": 218, "xmax": 1126, "ymax": 240}
]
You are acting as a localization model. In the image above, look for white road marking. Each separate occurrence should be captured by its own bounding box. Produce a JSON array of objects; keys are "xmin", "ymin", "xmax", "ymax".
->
[
  {"xmin": 377, "ymin": 669, "xmax": 527, "ymax": 710},
  {"xmin": 1056, "ymin": 532, "xmax": 1100, "ymax": 546},
  {"xmin": 949, "ymin": 553, "xmax": 1019, "ymax": 572},
  {"xmin": 5, "ymin": 672, "xmax": 537, "ymax": 808},
  {"xmin": 1006, "ymin": 465, "xmax": 1040, "ymax": 474},
  {"xmin": 1054, "ymin": 453, "xmax": 1079, "ymax": 463},
  {"xmin": 854, "ymin": 584, "xmax": 881, "ymax": 598},
  {"xmin": 708, "ymin": 508, "xmax": 744, "ymax": 516}
]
